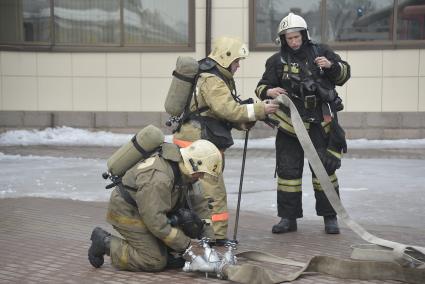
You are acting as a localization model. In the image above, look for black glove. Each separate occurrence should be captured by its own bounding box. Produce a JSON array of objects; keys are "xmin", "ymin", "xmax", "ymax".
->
[
  {"xmin": 328, "ymin": 119, "xmax": 347, "ymax": 154},
  {"xmin": 169, "ymin": 208, "xmax": 204, "ymax": 239},
  {"xmin": 318, "ymin": 119, "xmax": 346, "ymax": 173},
  {"xmin": 318, "ymin": 148, "xmax": 341, "ymax": 174}
]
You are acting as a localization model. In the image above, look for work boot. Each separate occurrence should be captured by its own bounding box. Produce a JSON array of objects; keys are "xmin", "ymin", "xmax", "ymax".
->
[
  {"xmin": 272, "ymin": 218, "xmax": 297, "ymax": 234},
  {"xmin": 324, "ymin": 215, "xmax": 340, "ymax": 234},
  {"xmin": 88, "ymin": 227, "xmax": 111, "ymax": 268}
]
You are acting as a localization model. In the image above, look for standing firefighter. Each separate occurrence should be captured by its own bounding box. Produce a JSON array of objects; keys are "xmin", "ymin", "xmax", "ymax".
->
[
  {"xmin": 88, "ymin": 140, "xmax": 222, "ymax": 271},
  {"xmin": 173, "ymin": 36, "xmax": 279, "ymax": 243},
  {"xmin": 256, "ymin": 13, "xmax": 350, "ymax": 234}
]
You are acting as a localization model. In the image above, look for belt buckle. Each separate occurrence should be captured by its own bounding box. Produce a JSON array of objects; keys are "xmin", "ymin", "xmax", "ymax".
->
[{"xmin": 304, "ymin": 95, "xmax": 316, "ymax": 110}]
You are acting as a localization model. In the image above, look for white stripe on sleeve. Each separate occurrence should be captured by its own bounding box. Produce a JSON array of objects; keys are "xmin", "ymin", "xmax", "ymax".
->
[{"xmin": 246, "ymin": 104, "xmax": 256, "ymax": 121}]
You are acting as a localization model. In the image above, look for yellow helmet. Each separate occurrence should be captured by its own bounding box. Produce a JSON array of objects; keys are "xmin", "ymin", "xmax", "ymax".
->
[
  {"xmin": 180, "ymin": 140, "xmax": 222, "ymax": 178},
  {"xmin": 208, "ymin": 36, "xmax": 249, "ymax": 68}
]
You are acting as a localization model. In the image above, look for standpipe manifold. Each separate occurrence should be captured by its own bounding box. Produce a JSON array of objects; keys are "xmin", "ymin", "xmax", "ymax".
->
[{"xmin": 182, "ymin": 238, "xmax": 237, "ymax": 279}]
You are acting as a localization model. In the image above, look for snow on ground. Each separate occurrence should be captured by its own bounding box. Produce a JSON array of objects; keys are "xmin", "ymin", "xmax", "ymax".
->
[{"xmin": 1, "ymin": 126, "xmax": 425, "ymax": 149}]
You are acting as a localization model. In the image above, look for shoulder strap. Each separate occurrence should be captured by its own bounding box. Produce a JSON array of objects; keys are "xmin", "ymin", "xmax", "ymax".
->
[
  {"xmin": 169, "ymin": 161, "xmax": 182, "ymax": 188},
  {"xmin": 172, "ymin": 70, "xmax": 196, "ymax": 84},
  {"xmin": 117, "ymin": 183, "xmax": 138, "ymax": 208}
]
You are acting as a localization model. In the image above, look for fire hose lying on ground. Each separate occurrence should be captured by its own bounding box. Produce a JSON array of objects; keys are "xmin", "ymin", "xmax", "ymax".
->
[{"xmin": 182, "ymin": 94, "xmax": 425, "ymax": 283}]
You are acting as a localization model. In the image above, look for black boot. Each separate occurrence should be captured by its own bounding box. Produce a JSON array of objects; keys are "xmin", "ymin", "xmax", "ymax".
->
[
  {"xmin": 324, "ymin": 215, "xmax": 340, "ymax": 234},
  {"xmin": 272, "ymin": 218, "xmax": 297, "ymax": 234},
  {"xmin": 88, "ymin": 227, "xmax": 111, "ymax": 268}
]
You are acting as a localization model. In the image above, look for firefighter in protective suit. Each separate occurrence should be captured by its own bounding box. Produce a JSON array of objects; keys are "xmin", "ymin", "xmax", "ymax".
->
[
  {"xmin": 173, "ymin": 36, "xmax": 279, "ymax": 243},
  {"xmin": 256, "ymin": 13, "xmax": 350, "ymax": 234},
  {"xmin": 88, "ymin": 140, "xmax": 222, "ymax": 271}
]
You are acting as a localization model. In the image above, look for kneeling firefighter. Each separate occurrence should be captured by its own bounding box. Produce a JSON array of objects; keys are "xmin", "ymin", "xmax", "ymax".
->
[
  {"xmin": 256, "ymin": 13, "xmax": 350, "ymax": 234},
  {"xmin": 172, "ymin": 36, "xmax": 279, "ymax": 243},
  {"xmin": 88, "ymin": 139, "xmax": 222, "ymax": 272}
]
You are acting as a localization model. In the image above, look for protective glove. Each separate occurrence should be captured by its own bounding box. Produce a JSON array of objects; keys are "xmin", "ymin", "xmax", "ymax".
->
[
  {"xmin": 233, "ymin": 121, "xmax": 256, "ymax": 131},
  {"xmin": 318, "ymin": 148, "xmax": 341, "ymax": 174},
  {"xmin": 169, "ymin": 208, "xmax": 204, "ymax": 239},
  {"xmin": 328, "ymin": 119, "xmax": 347, "ymax": 154}
]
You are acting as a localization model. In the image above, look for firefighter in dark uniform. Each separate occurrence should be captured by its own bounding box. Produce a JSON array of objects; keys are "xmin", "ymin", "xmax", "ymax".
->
[{"xmin": 255, "ymin": 13, "xmax": 350, "ymax": 234}]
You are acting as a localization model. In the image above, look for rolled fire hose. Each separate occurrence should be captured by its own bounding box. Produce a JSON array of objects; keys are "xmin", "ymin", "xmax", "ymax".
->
[{"xmin": 222, "ymin": 94, "xmax": 425, "ymax": 284}]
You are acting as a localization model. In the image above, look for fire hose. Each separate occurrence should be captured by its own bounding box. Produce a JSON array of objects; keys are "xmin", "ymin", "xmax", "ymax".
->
[{"xmin": 183, "ymin": 94, "xmax": 425, "ymax": 283}]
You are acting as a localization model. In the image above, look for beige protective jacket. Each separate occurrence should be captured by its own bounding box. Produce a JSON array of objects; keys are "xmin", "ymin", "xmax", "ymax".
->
[
  {"xmin": 106, "ymin": 145, "xmax": 214, "ymax": 252},
  {"xmin": 174, "ymin": 66, "xmax": 267, "ymax": 144}
]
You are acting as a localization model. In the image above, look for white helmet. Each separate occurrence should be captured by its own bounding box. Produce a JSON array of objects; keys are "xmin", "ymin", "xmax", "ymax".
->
[
  {"xmin": 208, "ymin": 36, "xmax": 249, "ymax": 68},
  {"xmin": 180, "ymin": 140, "xmax": 222, "ymax": 178},
  {"xmin": 277, "ymin": 12, "xmax": 310, "ymax": 40}
]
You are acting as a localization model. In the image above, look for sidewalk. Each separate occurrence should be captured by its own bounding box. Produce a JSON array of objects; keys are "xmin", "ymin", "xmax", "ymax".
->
[
  {"xmin": 0, "ymin": 146, "xmax": 424, "ymax": 283},
  {"xmin": 2, "ymin": 144, "xmax": 425, "ymax": 159},
  {"xmin": 1, "ymin": 197, "xmax": 424, "ymax": 284}
]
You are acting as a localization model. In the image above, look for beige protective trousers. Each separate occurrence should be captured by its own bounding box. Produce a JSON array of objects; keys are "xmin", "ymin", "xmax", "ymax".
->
[{"xmin": 109, "ymin": 226, "xmax": 168, "ymax": 272}]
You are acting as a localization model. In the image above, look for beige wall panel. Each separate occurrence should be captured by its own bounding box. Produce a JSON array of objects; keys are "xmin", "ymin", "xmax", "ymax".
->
[
  {"xmin": 195, "ymin": 43, "xmax": 207, "ymax": 60},
  {"xmin": 212, "ymin": 9, "xmax": 244, "ymax": 40},
  {"xmin": 37, "ymin": 53, "xmax": 72, "ymax": 76},
  {"xmin": 244, "ymin": 52, "xmax": 273, "ymax": 78},
  {"xmin": 0, "ymin": 76, "xmax": 2, "ymax": 110},
  {"xmin": 382, "ymin": 77, "xmax": 418, "ymax": 111},
  {"xmin": 141, "ymin": 77, "xmax": 171, "ymax": 111},
  {"xmin": 336, "ymin": 84, "xmax": 347, "ymax": 111},
  {"xmin": 242, "ymin": 6, "xmax": 249, "ymax": 45},
  {"xmin": 72, "ymin": 53, "xmax": 106, "ymax": 77},
  {"xmin": 38, "ymin": 77, "xmax": 73, "ymax": 111},
  {"xmin": 141, "ymin": 53, "xmax": 185, "ymax": 78},
  {"xmin": 196, "ymin": 1, "xmax": 205, "ymax": 8},
  {"xmin": 73, "ymin": 77, "xmax": 107, "ymax": 111},
  {"xmin": 106, "ymin": 53, "xmax": 141, "ymax": 77},
  {"xmin": 383, "ymin": 49, "xmax": 419, "ymax": 77},
  {"xmin": 213, "ymin": 0, "xmax": 244, "ymax": 8},
  {"xmin": 420, "ymin": 49, "xmax": 425, "ymax": 76},
  {"xmin": 1, "ymin": 52, "xmax": 36, "ymax": 76},
  {"xmin": 196, "ymin": 7, "xmax": 206, "ymax": 44},
  {"xmin": 107, "ymin": 78, "xmax": 141, "ymax": 111},
  {"xmin": 346, "ymin": 78, "xmax": 382, "ymax": 112},
  {"xmin": 0, "ymin": 52, "xmax": 1, "ymax": 109},
  {"xmin": 243, "ymin": 77, "xmax": 261, "ymax": 101},
  {"xmin": 347, "ymin": 50, "xmax": 382, "ymax": 77},
  {"xmin": 3, "ymin": 76, "xmax": 37, "ymax": 110},
  {"xmin": 419, "ymin": 77, "xmax": 425, "ymax": 111}
]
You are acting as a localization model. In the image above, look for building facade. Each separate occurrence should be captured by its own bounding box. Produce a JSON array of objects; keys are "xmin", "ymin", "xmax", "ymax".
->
[{"xmin": 1, "ymin": 0, "xmax": 424, "ymax": 138}]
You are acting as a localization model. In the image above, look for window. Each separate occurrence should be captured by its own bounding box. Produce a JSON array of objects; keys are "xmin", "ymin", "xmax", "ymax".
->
[
  {"xmin": 397, "ymin": 0, "xmax": 425, "ymax": 40},
  {"xmin": 250, "ymin": 0, "xmax": 425, "ymax": 50},
  {"xmin": 0, "ymin": 0, "xmax": 194, "ymax": 51},
  {"xmin": 54, "ymin": 0, "xmax": 120, "ymax": 45},
  {"xmin": 326, "ymin": 0, "xmax": 394, "ymax": 42},
  {"xmin": 0, "ymin": 0, "xmax": 50, "ymax": 43},
  {"xmin": 124, "ymin": 0, "xmax": 189, "ymax": 46},
  {"xmin": 254, "ymin": 0, "xmax": 321, "ymax": 46}
]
